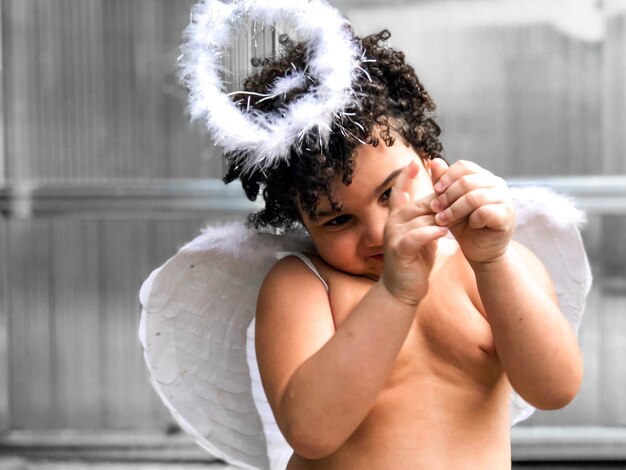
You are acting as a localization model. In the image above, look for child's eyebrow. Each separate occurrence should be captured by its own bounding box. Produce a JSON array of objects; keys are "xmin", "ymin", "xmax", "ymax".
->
[
  {"xmin": 372, "ymin": 168, "xmax": 403, "ymax": 197},
  {"xmin": 316, "ymin": 208, "xmax": 340, "ymax": 219}
]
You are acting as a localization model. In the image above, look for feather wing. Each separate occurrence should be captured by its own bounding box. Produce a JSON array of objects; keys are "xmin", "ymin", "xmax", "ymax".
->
[{"xmin": 139, "ymin": 223, "xmax": 310, "ymax": 469}]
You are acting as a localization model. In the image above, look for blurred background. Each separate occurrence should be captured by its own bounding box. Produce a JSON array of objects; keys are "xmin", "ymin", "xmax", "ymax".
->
[{"xmin": 0, "ymin": 0, "xmax": 625, "ymax": 468}]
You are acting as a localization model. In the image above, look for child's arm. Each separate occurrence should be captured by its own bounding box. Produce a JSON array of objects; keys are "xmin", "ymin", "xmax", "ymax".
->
[
  {"xmin": 471, "ymin": 240, "xmax": 583, "ymax": 409},
  {"xmin": 429, "ymin": 159, "xmax": 583, "ymax": 410},
  {"xmin": 256, "ymin": 263, "xmax": 418, "ymax": 459},
  {"xmin": 255, "ymin": 161, "xmax": 447, "ymax": 459}
]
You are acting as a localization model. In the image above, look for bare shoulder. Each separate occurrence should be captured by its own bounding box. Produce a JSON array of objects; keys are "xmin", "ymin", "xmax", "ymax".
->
[
  {"xmin": 255, "ymin": 255, "xmax": 335, "ymax": 413},
  {"xmin": 510, "ymin": 240, "xmax": 558, "ymax": 302},
  {"xmin": 258, "ymin": 255, "xmax": 330, "ymax": 307}
]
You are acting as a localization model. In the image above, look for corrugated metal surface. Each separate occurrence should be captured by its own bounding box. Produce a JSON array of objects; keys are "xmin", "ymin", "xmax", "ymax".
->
[
  {"xmin": 4, "ymin": 214, "xmax": 248, "ymax": 431},
  {"xmin": 0, "ymin": 0, "xmax": 268, "ymax": 432},
  {"xmin": 0, "ymin": 219, "xmax": 9, "ymax": 432},
  {"xmin": 2, "ymin": 0, "xmax": 214, "ymax": 182},
  {"xmin": 0, "ymin": 2, "xmax": 5, "ymax": 186},
  {"xmin": 1, "ymin": 0, "xmax": 281, "ymax": 184},
  {"xmin": 604, "ymin": 12, "xmax": 626, "ymax": 174},
  {"xmin": 346, "ymin": 1, "xmax": 619, "ymax": 178},
  {"xmin": 0, "ymin": 0, "xmax": 625, "ymax": 454}
]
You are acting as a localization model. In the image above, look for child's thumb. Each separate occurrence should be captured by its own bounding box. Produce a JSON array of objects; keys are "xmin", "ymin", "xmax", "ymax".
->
[{"xmin": 429, "ymin": 158, "xmax": 448, "ymax": 189}]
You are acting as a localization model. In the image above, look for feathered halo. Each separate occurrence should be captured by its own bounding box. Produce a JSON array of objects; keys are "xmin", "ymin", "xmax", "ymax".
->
[{"xmin": 178, "ymin": 0, "xmax": 366, "ymax": 175}]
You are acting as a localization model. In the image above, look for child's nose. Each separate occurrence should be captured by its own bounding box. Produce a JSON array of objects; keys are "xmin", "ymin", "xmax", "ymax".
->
[{"xmin": 362, "ymin": 213, "xmax": 385, "ymax": 248}]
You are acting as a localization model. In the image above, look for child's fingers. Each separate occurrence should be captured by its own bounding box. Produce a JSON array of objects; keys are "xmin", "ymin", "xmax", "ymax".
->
[
  {"xmin": 435, "ymin": 189, "xmax": 511, "ymax": 226},
  {"xmin": 467, "ymin": 203, "xmax": 514, "ymax": 231},
  {"xmin": 430, "ymin": 173, "xmax": 501, "ymax": 213},
  {"xmin": 393, "ymin": 192, "xmax": 437, "ymax": 220},
  {"xmin": 433, "ymin": 160, "xmax": 482, "ymax": 194},
  {"xmin": 390, "ymin": 160, "xmax": 419, "ymax": 209},
  {"xmin": 429, "ymin": 158, "xmax": 449, "ymax": 190},
  {"xmin": 402, "ymin": 213, "xmax": 437, "ymax": 231},
  {"xmin": 434, "ymin": 189, "xmax": 504, "ymax": 226},
  {"xmin": 388, "ymin": 192, "xmax": 437, "ymax": 225},
  {"xmin": 397, "ymin": 225, "xmax": 449, "ymax": 255}
]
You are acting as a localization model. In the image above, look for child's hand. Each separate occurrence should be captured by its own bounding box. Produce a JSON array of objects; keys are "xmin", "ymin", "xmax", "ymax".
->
[
  {"xmin": 381, "ymin": 160, "xmax": 449, "ymax": 307},
  {"xmin": 429, "ymin": 159, "xmax": 515, "ymax": 267}
]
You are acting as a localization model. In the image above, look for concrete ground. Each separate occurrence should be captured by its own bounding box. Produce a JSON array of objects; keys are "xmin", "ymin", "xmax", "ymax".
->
[
  {"xmin": 0, "ymin": 458, "xmax": 235, "ymax": 470},
  {"xmin": 514, "ymin": 465, "xmax": 626, "ymax": 469},
  {"xmin": 4, "ymin": 427, "xmax": 626, "ymax": 469},
  {"xmin": 2, "ymin": 458, "xmax": 626, "ymax": 469},
  {"xmin": 0, "ymin": 459, "xmax": 233, "ymax": 470}
]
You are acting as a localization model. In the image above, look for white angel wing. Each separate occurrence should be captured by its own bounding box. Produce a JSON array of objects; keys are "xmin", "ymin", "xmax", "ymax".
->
[
  {"xmin": 138, "ymin": 187, "xmax": 592, "ymax": 468},
  {"xmin": 139, "ymin": 223, "xmax": 311, "ymax": 469}
]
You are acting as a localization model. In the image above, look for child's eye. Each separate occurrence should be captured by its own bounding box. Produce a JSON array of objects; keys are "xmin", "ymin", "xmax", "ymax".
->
[
  {"xmin": 324, "ymin": 214, "xmax": 352, "ymax": 227},
  {"xmin": 380, "ymin": 187, "xmax": 393, "ymax": 203}
]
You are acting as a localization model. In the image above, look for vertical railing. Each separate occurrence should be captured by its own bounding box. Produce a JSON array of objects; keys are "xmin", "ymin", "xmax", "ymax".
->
[{"xmin": 0, "ymin": 0, "xmax": 10, "ymax": 435}]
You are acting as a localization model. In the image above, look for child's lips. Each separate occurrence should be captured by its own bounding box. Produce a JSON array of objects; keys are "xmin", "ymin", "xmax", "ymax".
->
[{"xmin": 371, "ymin": 254, "xmax": 384, "ymax": 261}]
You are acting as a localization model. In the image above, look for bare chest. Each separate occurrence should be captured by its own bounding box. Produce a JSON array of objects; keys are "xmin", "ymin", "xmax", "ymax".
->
[{"xmin": 318, "ymin": 250, "xmax": 503, "ymax": 386}]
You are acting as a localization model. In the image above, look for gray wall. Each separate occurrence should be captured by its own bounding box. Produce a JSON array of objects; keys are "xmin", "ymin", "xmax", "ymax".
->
[{"xmin": 0, "ymin": 0, "xmax": 624, "ymax": 450}]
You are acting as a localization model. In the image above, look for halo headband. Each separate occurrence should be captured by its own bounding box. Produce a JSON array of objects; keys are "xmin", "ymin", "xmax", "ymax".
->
[{"xmin": 179, "ymin": 0, "xmax": 364, "ymax": 174}]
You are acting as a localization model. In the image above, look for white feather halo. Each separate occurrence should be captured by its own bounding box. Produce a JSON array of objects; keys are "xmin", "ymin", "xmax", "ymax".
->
[{"xmin": 179, "ymin": 0, "xmax": 364, "ymax": 174}]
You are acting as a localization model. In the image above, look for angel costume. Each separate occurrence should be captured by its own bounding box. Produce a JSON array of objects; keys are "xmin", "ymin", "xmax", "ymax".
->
[{"xmin": 138, "ymin": 1, "xmax": 592, "ymax": 469}]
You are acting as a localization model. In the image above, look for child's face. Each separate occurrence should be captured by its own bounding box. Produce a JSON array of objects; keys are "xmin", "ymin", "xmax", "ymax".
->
[{"xmin": 300, "ymin": 139, "xmax": 434, "ymax": 280}]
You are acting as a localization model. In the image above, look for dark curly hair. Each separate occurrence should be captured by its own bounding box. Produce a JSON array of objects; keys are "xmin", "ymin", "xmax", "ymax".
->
[{"xmin": 223, "ymin": 29, "xmax": 443, "ymax": 231}]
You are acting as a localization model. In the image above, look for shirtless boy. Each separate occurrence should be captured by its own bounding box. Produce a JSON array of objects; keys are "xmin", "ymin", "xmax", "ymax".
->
[{"xmin": 221, "ymin": 25, "xmax": 582, "ymax": 470}]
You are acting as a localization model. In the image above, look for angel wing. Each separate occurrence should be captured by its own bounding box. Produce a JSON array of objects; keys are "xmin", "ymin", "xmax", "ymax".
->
[
  {"xmin": 138, "ymin": 187, "xmax": 592, "ymax": 469},
  {"xmin": 138, "ymin": 224, "xmax": 311, "ymax": 469}
]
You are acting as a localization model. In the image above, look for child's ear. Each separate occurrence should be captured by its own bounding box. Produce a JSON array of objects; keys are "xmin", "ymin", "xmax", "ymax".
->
[{"xmin": 415, "ymin": 149, "xmax": 431, "ymax": 175}]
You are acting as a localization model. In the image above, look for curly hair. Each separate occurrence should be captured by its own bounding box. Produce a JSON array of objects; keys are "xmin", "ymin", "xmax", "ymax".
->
[{"xmin": 223, "ymin": 29, "xmax": 443, "ymax": 231}]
